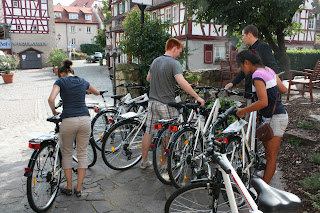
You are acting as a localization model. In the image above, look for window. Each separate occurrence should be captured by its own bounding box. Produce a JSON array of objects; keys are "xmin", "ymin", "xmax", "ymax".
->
[
  {"xmin": 13, "ymin": 1, "xmax": 18, "ymax": 7},
  {"xmin": 69, "ymin": 13, "xmax": 78, "ymax": 19},
  {"xmin": 85, "ymin": 15, "xmax": 92, "ymax": 20},
  {"xmin": 70, "ymin": 26, "xmax": 75, "ymax": 33},
  {"xmin": 117, "ymin": 4, "xmax": 120, "ymax": 15},
  {"xmin": 214, "ymin": 46, "xmax": 226, "ymax": 62},
  {"xmin": 121, "ymin": 1, "xmax": 125, "ymax": 14},
  {"xmin": 152, "ymin": 11, "xmax": 157, "ymax": 20},
  {"xmin": 204, "ymin": 44, "xmax": 213, "ymax": 64},
  {"xmin": 71, "ymin": 38, "xmax": 76, "ymax": 44},
  {"xmin": 165, "ymin": 8, "xmax": 171, "ymax": 22},
  {"xmin": 173, "ymin": 6, "xmax": 179, "ymax": 23},
  {"xmin": 308, "ymin": 13, "xmax": 315, "ymax": 29},
  {"xmin": 292, "ymin": 13, "xmax": 299, "ymax": 23},
  {"xmin": 86, "ymin": 27, "xmax": 91, "ymax": 33},
  {"xmin": 55, "ymin": 13, "xmax": 62, "ymax": 18},
  {"xmin": 41, "ymin": 0, "xmax": 47, "ymax": 3}
]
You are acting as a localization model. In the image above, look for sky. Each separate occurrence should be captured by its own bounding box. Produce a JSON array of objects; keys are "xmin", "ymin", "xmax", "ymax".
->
[{"xmin": 53, "ymin": 0, "xmax": 74, "ymax": 6}]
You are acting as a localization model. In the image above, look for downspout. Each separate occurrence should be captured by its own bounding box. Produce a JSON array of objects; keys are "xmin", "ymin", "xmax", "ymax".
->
[{"xmin": 184, "ymin": 4, "xmax": 189, "ymax": 71}]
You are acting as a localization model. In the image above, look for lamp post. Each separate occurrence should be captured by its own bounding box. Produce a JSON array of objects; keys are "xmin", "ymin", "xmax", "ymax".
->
[{"xmin": 106, "ymin": 46, "xmax": 122, "ymax": 105}]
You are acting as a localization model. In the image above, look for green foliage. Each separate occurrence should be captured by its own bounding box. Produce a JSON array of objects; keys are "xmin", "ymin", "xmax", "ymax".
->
[
  {"xmin": 286, "ymin": 49, "xmax": 320, "ymax": 71},
  {"xmin": 298, "ymin": 121, "xmax": 314, "ymax": 130},
  {"xmin": 80, "ymin": 44, "xmax": 103, "ymax": 55},
  {"xmin": 302, "ymin": 190, "xmax": 320, "ymax": 211},
  {"xmin": 0, "ymin": 52, "xmax": 20, "ymax": 73},
  {"xmin": 94, "ymin": 29, "xmax": 107, "ymax": 50},
  {"xmin": 299, "ymin": 173, "xmax": 320, "ymax": 190},
  {"xmin": 288, "ymin": 137, "xmax": 302, "ymax": 147},
  {"xmin": 185, "ymin": 72, "xmax": 200, "ymax": 81},
  {"xmin": 71, "ymin": 52, "xmax": 87, "ymax": 60},
  {"xmin": 179, "ymin": 0, "xmax": 304, "ymax": 72},
  {"xmin": 101, "ymin": 0, "xmax": 112, "ymax": 21},
  {"xmin": 120, "ymin": 9, "xmax": 171, "ymax": 85},
  {"xmin": 309, "ymin": 153, "xmax": 320, "ymax": 164},
  {"xmin": 48, "ymin": 49, "xmax": 67, "ymax": 69}
]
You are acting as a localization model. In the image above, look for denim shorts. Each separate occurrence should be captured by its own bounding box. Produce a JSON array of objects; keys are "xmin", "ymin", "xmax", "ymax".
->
[{"xmin": 262, "ymin": 113, "xmax": 288, "ymax": 137}]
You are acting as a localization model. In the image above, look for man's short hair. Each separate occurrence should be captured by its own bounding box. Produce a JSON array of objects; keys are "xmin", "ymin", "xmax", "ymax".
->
[
  {"xmin": 243, "ymin": 25, "xmax": 259, "ymax": 38},
  {"xmin": 166, "ymin": 38, "xmax": 184, "ymax": 51}
]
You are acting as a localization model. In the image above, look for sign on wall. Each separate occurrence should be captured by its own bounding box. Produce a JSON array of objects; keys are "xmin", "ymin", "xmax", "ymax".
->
[{"xmin": 0, "ymin": 40, "xmax": 11, "ymax": 49}]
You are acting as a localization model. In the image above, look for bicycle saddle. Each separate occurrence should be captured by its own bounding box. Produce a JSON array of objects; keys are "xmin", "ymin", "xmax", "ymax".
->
[
  {"xmin": 111, "ymin": 94, "xmax": 125, "ymax": 100},
  {"xmin": 251, "ymin": 177, "xmax": 302, "ymax": 213},
  {"xmin": 46, "ymin": 115, "xmax": 61, "ymax": 124}
]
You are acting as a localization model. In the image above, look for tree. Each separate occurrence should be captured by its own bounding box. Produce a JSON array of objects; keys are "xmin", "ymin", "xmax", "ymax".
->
[
  {"xmin": 120, "ymin": 9, "xmax": 171, "ymax": 84},
  {"xmin": 181, "ymin": 0, "xmax": 305, "ymax": 73},
  {"xmin": 94, "ymin": 29, "xmax": 107, "ymax": 50},
  {"xmin": 101, "ymin": 0, "xmax": 112, "ymax": 22}
]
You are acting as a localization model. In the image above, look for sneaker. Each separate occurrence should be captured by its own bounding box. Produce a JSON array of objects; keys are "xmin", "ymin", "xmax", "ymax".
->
[
  {"xmin": 162, "ymin": 172, "xmax": 170, "ymax": 181},
  {"xmin": 256, "ymin": 170, "xmax": 277, "ymax": 178},
  {"xmin": 140, "ymin": 160, "xmax": 152, "ymax": 169}
]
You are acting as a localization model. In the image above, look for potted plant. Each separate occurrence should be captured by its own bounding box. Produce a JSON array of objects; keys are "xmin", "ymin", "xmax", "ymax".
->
[
  {"xmin": 185, "ymin": 72, "xmax": 200, "ymax": 85},
  {"xmin": 48, "ymin": 49, "xmax": 67, "ymax": 75},
  {"xmin": 0, "ymin": 52, "xmax": 20, "ymax": 83}
]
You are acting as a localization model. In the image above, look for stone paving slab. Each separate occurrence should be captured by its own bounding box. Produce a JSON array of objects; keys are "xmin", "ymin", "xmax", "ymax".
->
[{"xmin": 0, "ymin": 60, "xmax": 287, "ymax": 212}]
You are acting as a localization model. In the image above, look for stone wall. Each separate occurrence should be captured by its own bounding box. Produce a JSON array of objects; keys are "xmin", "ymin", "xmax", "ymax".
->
[
  {"xmin": 115, "ymin": 63, "xmax": 142, "ymax": 97},
  {"xmin": 189, "ymin": 68, "xmax": 221, "ymax": 87}
]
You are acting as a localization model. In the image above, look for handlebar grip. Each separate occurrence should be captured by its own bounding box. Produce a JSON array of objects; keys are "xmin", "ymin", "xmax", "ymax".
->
[
  {"xmin": 216, "ymin": 155, "xmax": 231, "ymax": 174},
  {"xmin": 99, "ymin": 90, "xmax": 108, "ymax": 95}
]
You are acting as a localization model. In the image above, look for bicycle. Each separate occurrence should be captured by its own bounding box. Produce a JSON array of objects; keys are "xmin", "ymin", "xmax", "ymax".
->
[
  {"xmin": 166, "ymin": 88, "xmax": 239, "ymax": 188},
  {"xmin": 164, "ymin": 132, "xmax": 302, "ymax": 213},
  {"xmin": 24, "ymin": 114, "xmax": 97, "ymax": 212},
  {"xmin": 100, "ymin": 99, "xmax": 149, "ymax": 170},
  {"xmin": 91, "ymin": 83, "xmax": 149, "ymax": 151}
]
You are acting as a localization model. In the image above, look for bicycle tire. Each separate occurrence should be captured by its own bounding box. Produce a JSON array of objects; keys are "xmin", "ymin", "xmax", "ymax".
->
[
  {"xmin": 26, "ymin": 141, "xmax": 62, "ymax": 213},
  {"xmin": 91, "ymin": 108, "xmax": 117, "ymax": 151},
  {"xmin": 167, "ymin": 127, "xmax": 203, "ymax": 188},
  {"xmin": 152, "ymin": 127, "xmax": 173, "ymax": 185},
  {"xmin": 101, "ymin": 119, "xmax": 144, "ymax": 170},
  {"xmin": 88, "ymin": 137, "xmax": 97, "ymax": 167},
  {"xmin": 164, "ymin": 181, "xmax": 249, "ymax": 213}
]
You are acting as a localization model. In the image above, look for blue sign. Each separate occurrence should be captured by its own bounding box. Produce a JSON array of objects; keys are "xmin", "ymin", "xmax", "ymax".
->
[{"xmin": 0, "ymin": 40, "xmax": 11, "ymax": 49}]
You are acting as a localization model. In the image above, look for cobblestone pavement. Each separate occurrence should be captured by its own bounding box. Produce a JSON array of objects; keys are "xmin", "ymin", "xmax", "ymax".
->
[
  {"xmin": 0, "ymin": 60, "xmax": 286, "ymax": 213},
  {"xmin": 0, "ymin": 60, "xmax": 176, "ymax": 213}
]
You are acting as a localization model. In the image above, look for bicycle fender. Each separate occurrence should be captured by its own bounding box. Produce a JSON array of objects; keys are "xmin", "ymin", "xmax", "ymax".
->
[{"xmin": 24, "ymin": 140, "xmax": 57, "ymax": 177}]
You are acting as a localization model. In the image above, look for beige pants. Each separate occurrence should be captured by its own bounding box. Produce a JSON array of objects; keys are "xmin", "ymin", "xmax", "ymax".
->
[{"xmin": 60, "ymin": 116, "xmax": 91, "ymax": 169}]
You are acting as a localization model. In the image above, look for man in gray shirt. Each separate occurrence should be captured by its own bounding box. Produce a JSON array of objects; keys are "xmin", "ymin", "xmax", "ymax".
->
[{"xmin": 140, "ymin": 38, "xmax": 205, "ymax": 169}]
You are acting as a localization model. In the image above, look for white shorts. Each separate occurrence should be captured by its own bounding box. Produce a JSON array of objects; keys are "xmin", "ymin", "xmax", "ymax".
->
[{"xmin": 262, "ymin": 113, "xmax": 288, "ymax": 137}]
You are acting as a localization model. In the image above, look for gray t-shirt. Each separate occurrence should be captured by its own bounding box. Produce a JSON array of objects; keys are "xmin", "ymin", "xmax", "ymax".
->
[{"xmin": 149, "ymin": 55, "xmax": 182, "ymax": 104}]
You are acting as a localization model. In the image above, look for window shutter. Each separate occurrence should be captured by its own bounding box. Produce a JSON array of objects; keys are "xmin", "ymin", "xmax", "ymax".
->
[{"xmin": 204, "ymin": 44, "xmax": 213, "ymax": 64}]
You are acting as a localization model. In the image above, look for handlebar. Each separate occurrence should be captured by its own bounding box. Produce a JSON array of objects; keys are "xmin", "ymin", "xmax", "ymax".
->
[
  {"xmin": 55, "ymin": 100, "xmax": 63, "ymax": 109},
  {"xmin": 206, "ymin": 145, "xmax": 231, "ymax": 174}
]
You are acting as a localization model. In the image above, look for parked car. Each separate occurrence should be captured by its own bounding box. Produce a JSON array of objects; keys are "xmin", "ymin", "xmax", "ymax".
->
[{"xmin": 86, "ymin": 52, "xmax": 103, "ymax": 63}]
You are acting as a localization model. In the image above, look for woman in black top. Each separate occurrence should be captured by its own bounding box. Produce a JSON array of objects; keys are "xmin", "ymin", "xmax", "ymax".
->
[{"xmin": 48, "ymin": 59, "xmax": 99, "ymax": 196}]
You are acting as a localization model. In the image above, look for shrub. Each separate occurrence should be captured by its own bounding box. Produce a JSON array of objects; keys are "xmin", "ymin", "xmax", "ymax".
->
[
  {"xmin": 309, "ymin": 153, "xmax": 320, "ymax": 164},
  {"xmin": 48, "ymin": 49, "xmax": 67, "ymax": 69},
  {"xmin": 0, "ymin": 52, "xmax": 20, "ymax": 73},
  {"xmin": 299, "ymin": 173, "xmax": 320, "ymax": 190},
  {"xmin": 80, "ymin": 44, "xmax": 103, "ymax": 55},
  {"xmin": 285, "ymin": 49, "xmax": 320, "ymax": 71}
]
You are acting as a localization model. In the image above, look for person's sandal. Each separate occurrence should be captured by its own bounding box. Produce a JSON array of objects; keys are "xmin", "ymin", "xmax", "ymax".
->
[
  {"xmin": 74, "ymin": 188, "xmax": 81, "ymax": 197},
  {"xmin": 60, "ymin": 186, "xmax": 72, "ymax": 196}
]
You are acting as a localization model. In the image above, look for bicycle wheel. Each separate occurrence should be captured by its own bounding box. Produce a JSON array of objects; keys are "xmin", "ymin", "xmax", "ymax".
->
[
  {"xmin": 101, "ymin": 119, "xmax": 144, "ymax": 170},
  {"xmin": 26, "ymin": 141, "xmax": 62, "ymax": 213},
  {"xmin": 152, "ymin": 127, "xmax": 173, "ymax": 185},
  {"xmin": 167, "ymin": 127, "xmax": 203, "ymax": 188},
  {"xmin": 165, "ymin": 181, "xmax": 249, "ymax": 213},
  {"xmin": 91, "ymin": 108, "xmax": 117, "ymax": 151}
]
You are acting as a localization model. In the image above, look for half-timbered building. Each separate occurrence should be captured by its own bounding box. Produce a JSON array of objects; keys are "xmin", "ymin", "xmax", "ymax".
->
[{"xmin": 0, "ymin": 0, "xmax": 55, "ymax": 68}]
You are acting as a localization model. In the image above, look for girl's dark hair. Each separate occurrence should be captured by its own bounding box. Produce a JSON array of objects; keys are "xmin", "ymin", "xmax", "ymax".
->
[
  {"xmin": 58, "ymin": 59, "xmax": 74, "ymax": 77},
  {"xmin": 236, "ymin": 50, "xmax": 264, "ymax": 67}
]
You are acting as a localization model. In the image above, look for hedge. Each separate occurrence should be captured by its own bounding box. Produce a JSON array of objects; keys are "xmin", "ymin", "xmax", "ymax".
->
[
  {"xmin": 286, "ymin": 49, "xmax": 320, "ymax": 71},
  {"xmin": 80, "ymin": 44, "xmax": 104, "ymax": 55}
]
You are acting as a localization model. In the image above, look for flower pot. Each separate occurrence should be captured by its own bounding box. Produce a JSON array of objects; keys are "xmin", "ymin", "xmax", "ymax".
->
[{"xmin": 1, "ymin": 73, "xmax": 14, "ymax": 83}]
